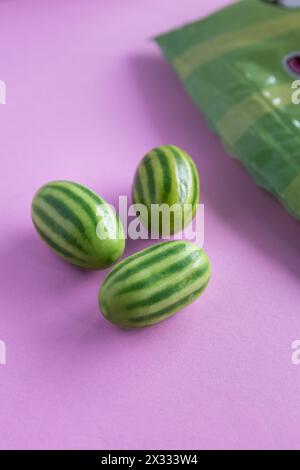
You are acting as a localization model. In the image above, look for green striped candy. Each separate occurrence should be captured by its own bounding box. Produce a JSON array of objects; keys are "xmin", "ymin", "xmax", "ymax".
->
[
  {"xmin": 31, "ymin": 180, "xmax": 125, "ymax": 270},
  {"xmin": 132, "ymin": 145, "xmax": 200, "ymax": 235},
  {"xmin": 99, "ymin": 241, "xmax": 210, "ymax": 328}
]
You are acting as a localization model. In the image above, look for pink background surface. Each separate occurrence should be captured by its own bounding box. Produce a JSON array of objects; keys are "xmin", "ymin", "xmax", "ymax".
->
[{"xmin": 0, "ymin": 0, "xmax": 299, "ymax": 450}]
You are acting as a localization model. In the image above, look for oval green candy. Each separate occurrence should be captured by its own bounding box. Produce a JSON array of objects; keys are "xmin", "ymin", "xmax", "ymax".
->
[
  {"xmin": 99, "ymin": 240, "xmax": 211, "ymax": 328},
  {"xmin": 132, "ymin": 145, "xmax": 200, "ymax": 235},
  {"xmin": 31, "ymin": 180, "xmax": 125, "ymax": 270}
]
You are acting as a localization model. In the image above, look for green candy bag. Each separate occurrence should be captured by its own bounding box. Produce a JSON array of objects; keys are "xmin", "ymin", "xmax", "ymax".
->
[{"xmin": 155, "ymin": 0, "xmax": 300, "ymax": 220}]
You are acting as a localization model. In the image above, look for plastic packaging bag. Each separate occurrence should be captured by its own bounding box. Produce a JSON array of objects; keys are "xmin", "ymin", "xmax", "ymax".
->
[{"xmin": 156, "ymin": 0, "xmax": 300, "ymax": 220}]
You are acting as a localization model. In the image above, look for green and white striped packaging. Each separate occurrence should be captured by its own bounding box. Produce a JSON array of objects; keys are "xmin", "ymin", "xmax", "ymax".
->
[{"xmin": 156, "ymin": 0, "xmax": 300, "ymax": 220}]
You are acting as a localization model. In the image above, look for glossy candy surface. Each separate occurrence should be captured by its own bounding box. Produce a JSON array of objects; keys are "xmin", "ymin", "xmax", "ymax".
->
[
  {"xmin": 99, "ymin": 241, "xmax": 211, "ymax": 328},
  {"xmin": 31, "ymin": 180, "xmax": 125, "ymax": 269},
  {"xmin": 132, "ymin": 145, "xmax": 200, "ymax": 235}
]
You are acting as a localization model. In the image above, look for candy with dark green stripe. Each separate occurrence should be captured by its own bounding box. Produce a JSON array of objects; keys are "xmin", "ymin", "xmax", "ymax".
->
[
  {"xmin": 99, "ymin": 241, "xmax": 210, "ymax": 328},
  {"xmin": 31, "ymin": 180, "xmax": 125, "ymax": 269},
  {"xmin": 132, "ymin": 145, "xmax": 200, "ymax": 235}
]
